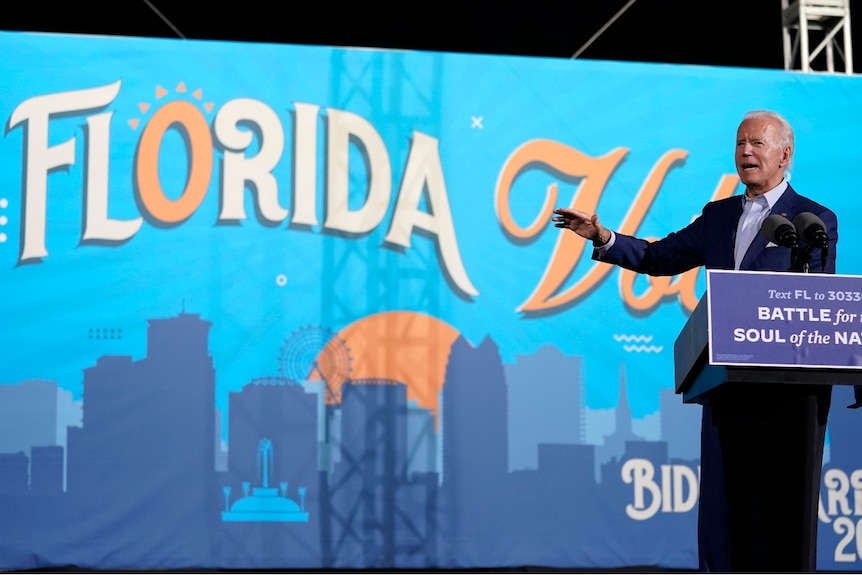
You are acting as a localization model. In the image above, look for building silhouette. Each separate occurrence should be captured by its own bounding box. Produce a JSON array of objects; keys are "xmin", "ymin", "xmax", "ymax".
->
[
  {"xmin": 659, "ymin": 387, "xmax": 701, "ymax": 461},
  {"xmin": 440, "ymin": 336, "xmax": 509, "ymax": 565},
  {"xmin": 0, "ymin": 379, "xmax": 57, "ymax": 457},
  {"xmin": 29, "ymin": 445, "xmax": 63, "ymax": 494},
  {"xmin": 65, "ymin": 312, "xmax": 218, "ymax": 563},
  {"xmin": 406, "ymin": 400, "xmax": 438, "ymax": 477},
  {"xmin": 506, "ymin": 345, "xmax": 584, "ymax": 471},
  {"xmin": 325, "ymin": 379, "xmax": 435, "ymax": 567},
  {"xmin": 0, "ymin": 452, "xmax": 28, "ymax": 494}
]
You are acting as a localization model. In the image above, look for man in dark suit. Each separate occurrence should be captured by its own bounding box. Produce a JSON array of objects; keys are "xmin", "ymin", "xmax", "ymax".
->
[{"xmin": 553, "ymin": 110, "xmax": 838, "ymax": 572}]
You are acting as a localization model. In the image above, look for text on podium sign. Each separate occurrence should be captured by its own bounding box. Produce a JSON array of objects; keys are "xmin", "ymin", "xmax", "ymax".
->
[{"xmin": 707, "ymin": 270, "xmax": 862, "ymax": 369}]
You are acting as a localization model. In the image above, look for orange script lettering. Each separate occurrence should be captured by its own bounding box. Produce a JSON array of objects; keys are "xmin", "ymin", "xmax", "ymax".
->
[{"xmin": 494, "ymin": 139, "xmax": 739, "ymax": 315}]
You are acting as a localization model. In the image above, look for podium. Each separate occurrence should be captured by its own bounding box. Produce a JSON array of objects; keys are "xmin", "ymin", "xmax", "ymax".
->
[
  {"xmin": 673, "ymin": 269, "xmax": 862, "ymax": 571},
  {"xmin": 674, "ymin": 270, "xmax": 862, "ymax": 404}
]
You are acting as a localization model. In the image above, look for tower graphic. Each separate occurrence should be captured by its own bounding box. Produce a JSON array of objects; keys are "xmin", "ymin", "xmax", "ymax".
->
[{"xmin": 598, "ymin": 362, "xmax": 645, "ymax": 465}]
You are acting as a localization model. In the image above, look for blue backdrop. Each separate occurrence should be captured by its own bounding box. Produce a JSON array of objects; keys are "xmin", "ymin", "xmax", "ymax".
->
[{"xmin": 0, "ymin": 30, "xmax": 861, "ymax": 571}]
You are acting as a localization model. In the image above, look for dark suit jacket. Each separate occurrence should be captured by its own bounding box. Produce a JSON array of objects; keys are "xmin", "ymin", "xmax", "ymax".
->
[
  {"xmin": 592, "ymin": 183, "xmax": 840, "ymax": 571},
  {"xmin": 594, "ymin": 184, "xmax": 838, "ymax": 275}
]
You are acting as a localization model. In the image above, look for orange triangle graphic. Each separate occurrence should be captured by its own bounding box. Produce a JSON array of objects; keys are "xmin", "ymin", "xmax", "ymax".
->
[
  {"xmin": 176, "ymin": 81, "xmax": 186, "ymax": 93},
  {"xmin": 204, "ymin": 102, "xmax": 214, "ymax": 113},
  {"xmin": 138, "ymin": 102, "xmax": 150, "ymax": 114},
  {"xmin": 192, "ymin": 88, "xmax": 202, "ymax": 100},
  {"xmin": 129, "ymin": 119, "xmax": 140, "ymax": 130},
  {"xmin": 155, "ymin": 86, "xmax": 168, "ymax": 99}
]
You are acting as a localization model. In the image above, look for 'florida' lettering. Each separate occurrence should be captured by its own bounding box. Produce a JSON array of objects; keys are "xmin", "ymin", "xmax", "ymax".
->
[{"xmin": 8, "ymin": 81, "xmax": 478, "ymax": 297}]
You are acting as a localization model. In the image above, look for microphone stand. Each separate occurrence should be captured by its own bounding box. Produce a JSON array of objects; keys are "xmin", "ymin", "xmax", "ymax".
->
[
  {"xmin": 792, "ymin": 244, "xmax": 829, "ymax": 273},
  {"xmin": 799, "ymin": 249, "xmax": 810, "ymax": 273},
  {"xmin": 792, "ymin": 244, "xmax": 812, "ymax": 273}
]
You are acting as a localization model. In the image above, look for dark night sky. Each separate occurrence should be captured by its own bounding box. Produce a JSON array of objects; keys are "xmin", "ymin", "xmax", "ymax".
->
[{"xmin": 6, "ymin": 0, "xmax": 856, "ymax": 71}]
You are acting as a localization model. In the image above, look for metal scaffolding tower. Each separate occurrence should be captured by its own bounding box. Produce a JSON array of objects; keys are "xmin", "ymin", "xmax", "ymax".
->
[
  {"xmin": 319, "ymin": 49, "xmax": 444, "ymax": 568},
  {"xmin": 782, "ymin": 0, "xmax": 854, "ymax": 73}
]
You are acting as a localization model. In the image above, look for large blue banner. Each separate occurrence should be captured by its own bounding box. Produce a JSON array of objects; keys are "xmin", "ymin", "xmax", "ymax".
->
[{"xmin": 0, "ymin": 31, "xmax": 861, "ymax": 571}]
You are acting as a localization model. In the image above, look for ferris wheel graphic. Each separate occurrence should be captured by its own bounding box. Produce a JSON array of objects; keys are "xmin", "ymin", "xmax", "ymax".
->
[{"xmin": 278, "ymin": 326, "xmax": 352, "ymax": 404}]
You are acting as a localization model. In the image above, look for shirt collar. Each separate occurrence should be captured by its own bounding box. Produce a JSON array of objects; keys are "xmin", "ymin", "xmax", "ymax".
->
[{"xmin": 744, "ymin": 179, "xmax": 788, "ymax": 210}]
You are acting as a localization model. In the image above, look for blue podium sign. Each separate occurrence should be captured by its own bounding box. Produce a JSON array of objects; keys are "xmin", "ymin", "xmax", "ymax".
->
[{"xmin": 707, "ymin": 270, "xmax": 862, "ymax": 369}]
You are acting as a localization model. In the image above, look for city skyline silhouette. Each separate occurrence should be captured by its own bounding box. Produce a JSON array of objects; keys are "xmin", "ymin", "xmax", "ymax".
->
[{"xmin": 0, "ymin": 310, "xmax": 858, "ymax": 571}]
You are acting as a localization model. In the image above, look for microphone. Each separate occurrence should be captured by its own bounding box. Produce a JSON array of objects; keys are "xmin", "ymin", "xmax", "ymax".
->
[
  {"xmin": 761, "ymin": 214, "xmax": 798, "ymax": 248},
  {"xmin": 792, "ymin": 212, "xmax": 829, "ymax": 248}
]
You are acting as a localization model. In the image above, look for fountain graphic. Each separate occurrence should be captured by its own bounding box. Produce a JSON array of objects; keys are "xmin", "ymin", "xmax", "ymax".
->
[{"xmin": 221, "ymin": 437, "xmax": 309, "ymax": 522}]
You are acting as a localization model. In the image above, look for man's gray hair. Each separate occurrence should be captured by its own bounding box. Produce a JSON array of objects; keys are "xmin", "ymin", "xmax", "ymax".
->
[
  {"xmin": 743, "ymin": 110, "xmax": 794, "ymax": 177},
  {"xmin": 743, "ymin": 110, "xmax": 794, "ymax": 151}
]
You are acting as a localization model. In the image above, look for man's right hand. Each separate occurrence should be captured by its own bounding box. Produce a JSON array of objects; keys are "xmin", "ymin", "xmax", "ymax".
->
[{"xmin": 552, "ymin": 207, "xmax": 611, "ymax": 246}]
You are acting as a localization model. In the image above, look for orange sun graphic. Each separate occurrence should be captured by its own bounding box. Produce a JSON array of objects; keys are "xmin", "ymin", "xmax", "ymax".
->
[
  {"xmin": 128, "ymin": 81, "xmax": 214, "ymax": 130},
  {"xmin": 315, "ymin": 311, "xmax": 462, "ymax": 420}
]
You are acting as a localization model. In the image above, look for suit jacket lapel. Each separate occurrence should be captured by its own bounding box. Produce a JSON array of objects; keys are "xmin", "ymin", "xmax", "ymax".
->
[{"xmin": 740, "ymin": 185, "xmax": 800, "ymax": 270}]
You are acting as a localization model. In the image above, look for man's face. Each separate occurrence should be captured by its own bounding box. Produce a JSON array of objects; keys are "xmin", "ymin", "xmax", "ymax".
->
[{"xmin": 735, "ymin": 117, "xmax": 791, "ymax": 195}]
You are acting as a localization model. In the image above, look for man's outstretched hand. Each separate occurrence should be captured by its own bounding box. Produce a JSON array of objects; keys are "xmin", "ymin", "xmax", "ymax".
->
[{"xmin": 553, "ymin": 207, "xmax": 611, "ymax": 246}]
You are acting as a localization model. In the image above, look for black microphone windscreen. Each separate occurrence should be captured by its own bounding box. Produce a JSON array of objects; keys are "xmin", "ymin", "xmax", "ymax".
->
[
  {"xmin": 761, "ymin": 214, "xmax": 798, "ymax": 247},
  {"xmin": 792, "ymin": 212, "xmax": 829, "ymax": 248}
]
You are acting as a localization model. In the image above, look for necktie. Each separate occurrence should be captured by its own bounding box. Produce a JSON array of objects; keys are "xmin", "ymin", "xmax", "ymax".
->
[{"xmin": 734, "ymin": 195, "xmax": 769, "ymax": 269}]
